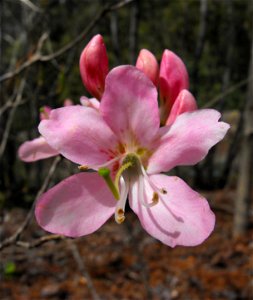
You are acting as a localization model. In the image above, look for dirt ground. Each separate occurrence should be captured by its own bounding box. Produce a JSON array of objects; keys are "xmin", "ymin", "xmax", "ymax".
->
[{"xmin": 1, "ymin": 189, "xmax": 252, "ymax": 300}]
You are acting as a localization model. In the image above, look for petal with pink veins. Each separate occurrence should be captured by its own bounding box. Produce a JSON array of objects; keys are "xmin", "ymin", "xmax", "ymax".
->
[
  {"xmin": 39, "ymin": 105, "xmax": 119, "ymax": 167},
  {"xmin": 147, "ymin": 109, "xmax": 230, "ymax": 174},
  {"xmin": 129, "ymin": 174, "xmax": 215, "ymax": 247},
  {"xmin": 35, "ymin": 172, "xmax": 116, "ymax": 237},
  {"xmin": 18, "ymin": 136, "xmax": 59, "ymax": 162},
  {"xmin": 100, "ymin": 66, "xmax": 160, "ymax": 148}
]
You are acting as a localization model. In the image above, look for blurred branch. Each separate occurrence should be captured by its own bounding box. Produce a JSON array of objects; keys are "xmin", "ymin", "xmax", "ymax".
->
[
  {"xmin": 203, "ymin": 76, "xmax": 253, "ymax": 108},
  {"xmin": 0, "ymin": 156, "xmax": 61, "ymax": 251},
  {"xmin": 0, "ymin": 0, "xmax": 134, "ymax": 83},
  {"xmin": 19, "ymin": 0, "xmax": 43, "ymax": 13},
  {"xmin": 0, "ymin": 98, "xmax": 27, "ymax": 117},
  {"xmin": 0, "ymin": 79, "xmax": 26, "ymax": 158},
  {"xmin": 16, "ymin": 234, "xmax": 65, "ymax": 249},
  {"xmin": 68, "ymin": 240, "xmax": 101, "ymax": 300}
]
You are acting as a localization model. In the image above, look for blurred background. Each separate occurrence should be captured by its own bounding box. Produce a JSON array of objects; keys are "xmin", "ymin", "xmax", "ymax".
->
[{"xmin": 0, "ymin": 0, "xmax": 252, "ymax": 299}]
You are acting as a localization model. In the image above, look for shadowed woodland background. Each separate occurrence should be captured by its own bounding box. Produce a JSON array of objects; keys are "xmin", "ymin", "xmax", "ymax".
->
[{"xmin": 0, "ymin": 0, "xmax": 252, "ymax": 299}]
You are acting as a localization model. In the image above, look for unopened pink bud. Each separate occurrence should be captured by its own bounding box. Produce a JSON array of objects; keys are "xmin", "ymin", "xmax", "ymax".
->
[
  {"xmin": 79, "ymin": 34, "xmax": 109, "ymax": 100},
  {"xmin": 159, "ymin": 50, "xmax": 189, "ymax": 111},
  {"xmin": 136, "ymin": 49, "xmax": 159, "ymax": 86},
  {"xmin": 40, "ymin": 106, "xmax": 52, "ymax": 120},
  {"xmin": 63, "ymin": 99, "xmax": 73, "ymax": 106},
  {"xmin": 165, "ymin": 90, "xmax": 197, "ymax": 126}
]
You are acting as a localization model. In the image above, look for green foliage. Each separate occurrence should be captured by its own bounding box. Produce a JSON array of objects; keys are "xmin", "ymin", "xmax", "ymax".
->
[{"xmin": 4, "ymin": 262, "xmax": 16, "ymax": 278}]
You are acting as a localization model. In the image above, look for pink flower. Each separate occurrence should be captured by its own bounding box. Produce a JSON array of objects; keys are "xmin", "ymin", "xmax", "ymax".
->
[
  {"xmin": 79, "ymin": 35, "xmax": 192, "ymax": 126},
  {"xmin": 35, "ymin": 66, "xmax": 229, "ymax": 247},
  {"xmin": 79, "ymin": 34, "xmax": 109, "ymax": 100},
  {"xmin": 18, "ymin": 100, "xmax": 73, "ymax": 162}
]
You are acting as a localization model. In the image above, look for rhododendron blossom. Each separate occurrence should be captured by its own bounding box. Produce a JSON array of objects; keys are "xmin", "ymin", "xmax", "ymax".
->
[
  {"xmin": 18, "ymin": 99, "xmax": 73, "ymax": 162},
  {"xmin": 35, "ymin": 65, "xmax": 229, "ymax": 247}
]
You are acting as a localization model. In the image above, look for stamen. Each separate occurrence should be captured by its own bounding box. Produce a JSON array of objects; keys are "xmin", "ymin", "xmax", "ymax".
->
[
  {"xmin": 160, "ymin": 188, "xmax": 167, "ymax": 194},
  {"xmin": 140, "ymin": 164, "xmax": 166, "ymax": 196},
  {"xmin": 98, "ymin": 168, "xmax": 120, "ymax": 200},
  {"xmin": 78, "ymin": 165, "xmax": 89, "ymax": 171},
  {"xmin": 138, "ymin": 175, "xmax": 159, "ymax": 208},
  {"xmin": 95, "ymin": 155, "xmax": 122, "ymax": 170},
  {"xmin": 115, "ymin": 177, "xmax": 128, "ymax": 224}
]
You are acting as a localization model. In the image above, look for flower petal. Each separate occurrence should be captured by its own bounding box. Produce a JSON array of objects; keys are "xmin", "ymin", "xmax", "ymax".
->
[
  {"xmin": 165, "ymin": 89, "xmax": 197, "ymax": 126},
  {"xmin": 129, "ymin": 174, "xmax": 215, "ymax": 247},
  {"xmin": 147, "ymin": 109, "xmax": 230, "ymax": 174},
  {"xmin": 18, "ymin": 136, "xmax": 59, "ymax": 162},
  {"xmin": 35, "ymin": 172, "xmax": 115, "ymax": 237},
  {"xmin": 100, "ymin": 65, "xmax": 160, "ymax": 147},
  {"xmin": 39, "ymin": 105, "xmax": 119, "ymax": 166}
]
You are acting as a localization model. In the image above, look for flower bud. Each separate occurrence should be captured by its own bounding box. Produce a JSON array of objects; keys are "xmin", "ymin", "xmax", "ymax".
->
[
  {"xmin": 165, "ymin": 89, "xmax": 197, "ymax": 126},
  {"xmin": 63, "ymin": 99, "xmax": 73, "ymax": 106},
  {"xmin": 40, "ymin": 106, "xmax": 52, "ymax": 120},
  {"xmin": 136, "ymin": 49, "xmax": 159, "ymax": 86},
  {"xmin": 79, "ymin": 34, "xmax": 109, "ymax": 99},
  {"xmin": 159, "ymin": 50, "xmax": 189, "ymax": 111}
]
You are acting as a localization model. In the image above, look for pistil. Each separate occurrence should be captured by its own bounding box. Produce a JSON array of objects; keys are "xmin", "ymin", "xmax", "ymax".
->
[{"xmin": 98, "ymin": 168, "xmax": 120, "ymax": 200}]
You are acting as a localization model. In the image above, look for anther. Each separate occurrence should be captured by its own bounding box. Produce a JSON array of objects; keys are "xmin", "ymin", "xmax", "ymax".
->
[
  {"xmin": 151, "ymin": 192, "xmax": 159, "ymax": 205},
  {"xmin": 78, "ymin": 165, "xmax": 89, "ymax": 171},
  {"xmin": 115, "ymin": 208, "xmax": 125, "ymax": 224},
  {"xmin": 160, "ymin": 188, "xmax": 167, "ymax": 194}
]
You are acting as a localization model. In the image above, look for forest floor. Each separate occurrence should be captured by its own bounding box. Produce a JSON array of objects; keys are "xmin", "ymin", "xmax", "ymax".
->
[{"xmin": 1, "ymin": 188, "xmax": 252, "ymax": 300}]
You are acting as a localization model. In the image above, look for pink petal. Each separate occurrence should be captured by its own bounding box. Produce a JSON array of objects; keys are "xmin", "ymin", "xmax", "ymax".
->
[
  {"xmin": 136, "ymin": 49, "xmax": 159, "ymax": 86},
  {"xmin": 39, "ymin": 105, "xmax": 119, "ymax": 167},
  {"xmin": 159, "ymin": 50, "xmax": 189, "ymax": 110},
  {"xmin": 35, "ymin": 172, "xmax": 115, "ymax": 237},
  {"xmin": 79, "ymin": 34, "xmax": 109, "ymax": 99},
  {"xmin": 18, "ymin": 136, "xmax": 59, "ymax": 162},
  {"xmin": 165, "ymin": 89, "xmax": 197, "ymax": 126},
  {"xmin": 100, "ymin": 66, "xmax": 160, "ymax": 147},
  {"xmin": 147, "ymin": 109, "xmax": 230, "ymax": 174},
  {"xmin": 129, "ymin": 174, "xmax": 215, "ymax": 247}
]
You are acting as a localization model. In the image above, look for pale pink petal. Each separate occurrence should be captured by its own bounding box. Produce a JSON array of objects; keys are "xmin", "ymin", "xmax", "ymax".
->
[
  {"xmin": 18, "ymin": 136, "xmax": 59, "ymax": 162},
  {"xmin": 39, "ymin": 105, "xmax": 119, "ymax": 167},
  {"xmin": 147, "ymin": 109, "xmax": 230, "ymax": 174},
  {"xmin": 166, "ymin": 89, "xmax": 197, "ymax": 126},
  {"xmin": 136, "ymin": 49, "xmax": 159, "ymax": 86},
  {"xmin": 100, "ymin": 66, "xmax": 160, "ymax": 147},
  {"xmin": 159, "ymin": 49, "xmax": 189, "ymax": 110},
  {"xmin": 129, "ymin": 174, "xmax": 215, "ymax": 247},
  {"xmin": 35, "ymin": 172, "xmax": 115, "ymax": 237}
]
